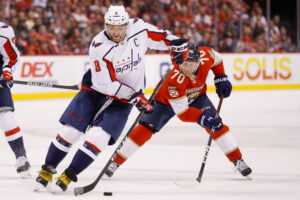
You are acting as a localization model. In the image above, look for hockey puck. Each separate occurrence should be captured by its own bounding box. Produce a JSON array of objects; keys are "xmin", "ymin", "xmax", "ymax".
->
[{"xmin": 103, "ymin": 192, "xmax": 113, "ymax": 196}]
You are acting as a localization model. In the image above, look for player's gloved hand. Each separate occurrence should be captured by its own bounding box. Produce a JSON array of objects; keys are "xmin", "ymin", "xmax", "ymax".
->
[
  {"xmin": 198, "ymin": 110, "xmax": 222, "ymax": 131},
  {"xmin": 128, "ymin": 90, "xmax": 153, "ymax": 112},
  {"xmin": 214, "ymin": 74, "xmax": 232, "ymax": 98},
  {"xmin": 2, "ymin": 66, "xmax": 13, "ymax": 88},
  {"xmin": 170, "ymin": 38, "xmax": 189, "ymax": 65}
]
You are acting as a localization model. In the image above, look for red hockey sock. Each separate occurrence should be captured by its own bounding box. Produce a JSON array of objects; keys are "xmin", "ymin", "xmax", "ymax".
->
[
  {"xmin": 226, "ymin": 148, "xmax": 242, "ymax": 162},
  {"xmin": 129, "ymin": 124, "xmax": 153, "ymax": 146}
]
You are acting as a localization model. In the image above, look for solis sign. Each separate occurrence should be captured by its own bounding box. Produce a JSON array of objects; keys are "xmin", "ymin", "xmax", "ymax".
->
[
  {"xmin": 21, "ymin": 62, "xmax": 54, "ymax": 78},
  {"xmin": 232, "ymin": 56, "xmax": 291, "ymax": 81}
]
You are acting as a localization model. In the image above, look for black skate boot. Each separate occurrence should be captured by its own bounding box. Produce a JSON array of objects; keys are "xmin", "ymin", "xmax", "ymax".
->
[
  {"xmin": 34, "ymin": 164, "xmax": 57, "ymax": 191},
  {"xmin": 105, "ymin": 161, "xmax": 120, "ymax": 177},
  {"xmin": 53, "ymin": 168, "xmax": 77, "ymax": 193},
  {"xmin": 16, "ymin": 156, "xmax": 31, "ymax": 178},
  {"xmin": 233, "ymin": 158, "xmax": 252, "ymax": 177}
]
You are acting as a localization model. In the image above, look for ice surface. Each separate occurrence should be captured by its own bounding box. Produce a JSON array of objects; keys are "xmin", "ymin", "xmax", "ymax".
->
[{"xmin": 0, "ymin": 90, "xmax": 299, "ymax": 200}]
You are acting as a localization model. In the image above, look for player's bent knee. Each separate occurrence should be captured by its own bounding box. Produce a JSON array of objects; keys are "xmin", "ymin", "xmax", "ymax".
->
[
  {"xmin": 85, "ymin": 126, "xmax": 111, "ymax": 152},
  {"xmin": 129, "ymin": 124, "xmax": 153, "ymax": 146},
  {"xmin": 139, "ymin": 121, "xmax": 159, "ymax": 133},
  {"xmin": 0, "ymin": 110, "xmax": 18, "ymax": 131},
  {"xmin": 58, "ymin": 124, "xmax": 83, "ymax": 145}
]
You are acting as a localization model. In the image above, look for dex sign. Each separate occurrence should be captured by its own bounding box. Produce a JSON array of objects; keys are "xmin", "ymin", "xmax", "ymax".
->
[{"xmin": 21, "ymin": 62, "xmax": 53, "ymax": 78}]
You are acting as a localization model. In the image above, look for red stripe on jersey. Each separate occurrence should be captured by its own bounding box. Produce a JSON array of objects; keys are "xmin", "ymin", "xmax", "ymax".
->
[
  {"xmin": 146, "ymin": 30, "xmax": 167, "ymax": 42},
  {"xmin": 81, "ymin": 84, "xmax": 95, "ymax": 91},
  {"xmin": 58, "ymin": 134, "xmax": 71, "ymax": 145},
  {"xmin": 177, "ymin": 107, "xmax": 203, "ymax": 122},
  {"xmin": 81, "ymin": 84, "xmax": 128, "ymax": 103},
  {"xmin": 3, "ymin": 40, "xmax": 17, "ymax": 67},
  {"xmin": 5, "ymin": 127, "xmax": 21, "ymax": 137},
  {"xmin": 164, "ymin": 40, "xmax": 171, "ymax": 46},
  {"xmin": 114, "ymin": 153, "xmax": 127, "ymax": 165},
  {"xmin": 103, "ymin": 58, "xmax": 117, "ymax": 82},
  {"xmin": 129, "ymin": 124, "xmax": 153, "ymax": 146},
  {"xmin": 86, "ymin": 141, "xmax": 101, "ymax": 152}
]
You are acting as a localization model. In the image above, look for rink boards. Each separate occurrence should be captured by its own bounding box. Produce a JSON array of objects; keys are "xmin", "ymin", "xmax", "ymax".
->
[{"xmin": 11, "ymin": 53, "xmax": 300, "ymax": 100}]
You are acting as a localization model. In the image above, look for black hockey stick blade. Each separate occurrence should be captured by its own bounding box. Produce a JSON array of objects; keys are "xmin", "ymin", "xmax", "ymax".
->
[
  {"xmin": 196, "ymin": 96, "xmax": 224, "ymax": 183},
  {"xmin": 13, "ymin": 80, "xmax": 80, "ymax": 90},
  {"xmin": 74, "ymin": 69, "xmax": 172, "ymax": 196}
]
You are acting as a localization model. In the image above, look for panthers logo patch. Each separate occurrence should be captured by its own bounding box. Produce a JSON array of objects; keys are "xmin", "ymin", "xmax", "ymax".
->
[{"xmin": 168, "ymin": 86, "xmax": 179, "ymax": 98}]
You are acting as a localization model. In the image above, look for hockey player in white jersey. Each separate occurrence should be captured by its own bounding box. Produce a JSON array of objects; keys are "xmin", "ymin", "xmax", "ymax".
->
[
  {"xmin": 0, "ymin": 22, "xmax": 31, "ymax": 178},
  {"xmin": 35, "ymin": 5, "xmax": 188, "ymax": 192}
]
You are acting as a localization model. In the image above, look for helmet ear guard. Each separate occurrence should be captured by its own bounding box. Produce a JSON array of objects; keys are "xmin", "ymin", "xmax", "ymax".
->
[{"xmin": 104, "ymin": 5, "xmax": 129, "ymax": 26}]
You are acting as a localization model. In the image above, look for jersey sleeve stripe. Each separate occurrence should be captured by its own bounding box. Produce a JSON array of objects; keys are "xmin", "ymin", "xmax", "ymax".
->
[
  {"xmin": 146, "ymin": 30, "xmax": 167, "ymax": 42},
  {"xmin": 103, "ymin": 58, "xmax": 117, "ymax": 82},
  {"xmin": 3, "ymin": 39, "xmax": 18, "ymax": 67},
  {"xmin": 168, "ymin": 95, "xmax": 186, "ymax": 102}
]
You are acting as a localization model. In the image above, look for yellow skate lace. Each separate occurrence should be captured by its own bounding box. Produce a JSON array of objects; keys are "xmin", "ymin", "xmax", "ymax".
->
[
  {"xmin": 55, "ymin": 173, "xmax": 71, "ymax": 186},
  {"xmin": 38, "ymin": 170, "xmax": 53, "ymax": 183}
]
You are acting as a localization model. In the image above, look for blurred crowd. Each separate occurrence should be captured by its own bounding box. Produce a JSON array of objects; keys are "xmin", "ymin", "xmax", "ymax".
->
[{"xmin": 0, "ymin": 0, "xmax": 297, "ymax": 55}]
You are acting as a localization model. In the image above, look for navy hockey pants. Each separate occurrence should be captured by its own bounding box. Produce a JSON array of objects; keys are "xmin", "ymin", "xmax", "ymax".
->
[
  {"xmin": 0, "ymin": 81, "xmax": 14, "ymax": 111},
  {"xmin": 140, "ymin": 94, "xmax": 217, "ymax": 132},
  {"xmin": 59, "ymin": 89, "xmax": 133, "ymax": 145}
]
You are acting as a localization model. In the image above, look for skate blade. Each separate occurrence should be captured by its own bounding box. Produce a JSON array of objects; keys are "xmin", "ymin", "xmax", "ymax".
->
[
  {"xmin": 245, "ymin": 175, "xmax": 252, "ymax": 180},
  {"xmin": 174, "ymin": 180, "xmax": 199, "ymax": 188},
  {"xmin": 33, "ymin": 182, "xmax": 45, "ymax": 192},
  {"xmin": 19, "ymin": 170, "xmax": 32, "ymax": 179},
  {"xmin": 50, "ymin": 184, "xmax": 64, "ymax": 194}
]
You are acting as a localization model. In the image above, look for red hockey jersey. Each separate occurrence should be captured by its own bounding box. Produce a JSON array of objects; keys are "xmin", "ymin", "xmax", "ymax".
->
[{"xmin": 155, "ymin": 46, "xmax": 226, "ymax": 121}]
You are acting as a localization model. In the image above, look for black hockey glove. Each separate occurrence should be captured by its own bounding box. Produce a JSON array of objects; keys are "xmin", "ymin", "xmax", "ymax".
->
[
  {"xmin": 214, "ymin": 74, "xmax": 232, "ymax": 98},
  {"xmin": 198, "ymin": 110, "xmax": 222, "ymax": 131}
]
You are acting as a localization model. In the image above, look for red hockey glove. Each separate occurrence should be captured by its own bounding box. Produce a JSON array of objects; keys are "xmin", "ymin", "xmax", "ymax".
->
[
  {"xmin": 2, "ymin": 66, "xmax": 13, "ymax": 81},
  {"xmin": 128, "ymin": 90, "xmax": 153, "ymax": 112},
  {"xmin": 2, "ymin": 66, "xmax": 13, "ymax": 88}
]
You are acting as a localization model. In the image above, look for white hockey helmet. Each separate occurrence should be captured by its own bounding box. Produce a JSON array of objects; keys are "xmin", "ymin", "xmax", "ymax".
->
[{"xmin": 104, "ymin": 5, "xmax": 129, "ymax": 25}]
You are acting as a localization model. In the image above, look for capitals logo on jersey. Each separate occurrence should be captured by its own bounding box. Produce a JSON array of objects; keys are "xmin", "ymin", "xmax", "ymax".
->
[{"xmin": 115, "ymin": 49, "xmax": 141, "ymax": 73}]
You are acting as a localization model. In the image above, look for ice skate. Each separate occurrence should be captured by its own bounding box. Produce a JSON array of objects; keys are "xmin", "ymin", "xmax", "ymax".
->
[
  {"xmin": 51, "ymin": 168, "xmax": 77, "ymax": 193},
  {"xmin": 34, "ymin": 164, "xmax": 56, "ymax": 192},
  {"xmin": 233, "ymin": 158, "xmax": 252, "ymax": 179},
  {"xmin": 16, "ymin": 156, "xmax": 31, "ymax": 179},
  {"xmin": 105, "ymin": 161, "xmax": 120, "ymax": 177}
]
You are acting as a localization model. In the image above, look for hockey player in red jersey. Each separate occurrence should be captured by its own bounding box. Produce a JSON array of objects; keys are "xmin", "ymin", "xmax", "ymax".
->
[
  {"xmin": 105, "ymin": 43, "xmax": 252, "ymax": 179},
  {"xmin": 0, "ymin": 22, "xmax": 31, "ymax": 178}
]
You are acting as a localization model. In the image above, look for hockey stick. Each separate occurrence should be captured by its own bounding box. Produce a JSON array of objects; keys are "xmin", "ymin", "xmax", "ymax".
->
[
  {"xmin": 196, "ymin": 95, "xmax": 224, "ymax": 183},
  {"xmin": 13, "ymin": 80, "xmax": 80, "ymax": 90},
  {"xmin": 74, "ymin": 69, "xmax": 172, "ymax": 196}
]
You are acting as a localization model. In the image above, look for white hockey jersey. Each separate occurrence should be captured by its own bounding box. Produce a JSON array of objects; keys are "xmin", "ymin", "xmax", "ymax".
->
[
  {"xmin": 0, "ymin": 22, "xmax": 20, "ymax": 72},
  {"xmin": 88, "ymin": 18, "xmax": 177, "ymax": 100}
]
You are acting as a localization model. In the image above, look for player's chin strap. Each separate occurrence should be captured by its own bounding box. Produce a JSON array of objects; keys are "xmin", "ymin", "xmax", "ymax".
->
[{"xmin": 73, "ymin": 68, "xmax": 172, "ymax": 196}]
